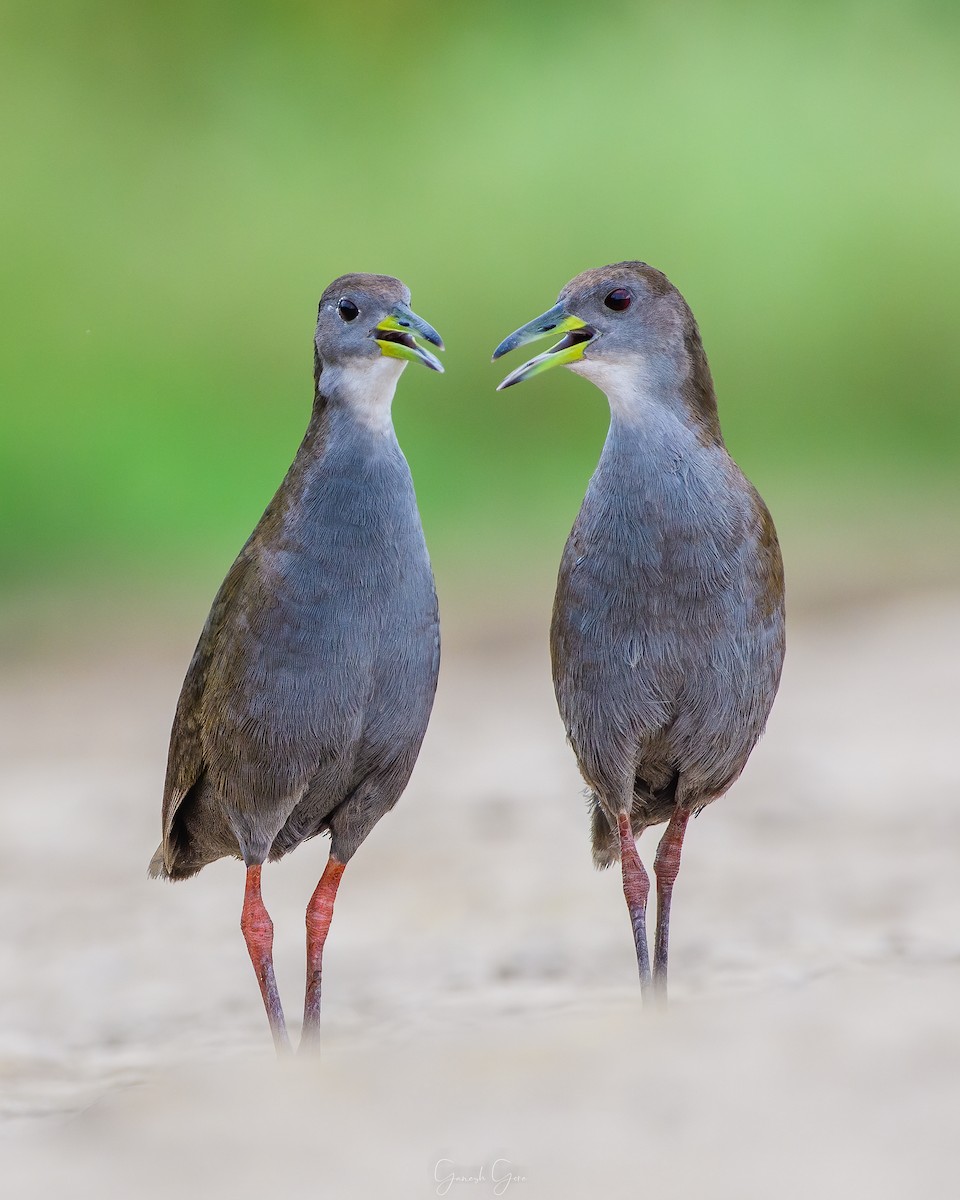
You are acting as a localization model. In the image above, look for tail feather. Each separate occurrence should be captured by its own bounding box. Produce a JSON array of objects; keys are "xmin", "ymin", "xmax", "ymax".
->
[
  {"xmin": 147, "ymin": 843, "xmax": 173, "ymax": 880},
  {"xmin": 147, "ymin": 840, "xmax": 214, "ymax": 881},
  {"xmin": 590, "ymin": 801, "xmax": 618, "ymax": 869}
]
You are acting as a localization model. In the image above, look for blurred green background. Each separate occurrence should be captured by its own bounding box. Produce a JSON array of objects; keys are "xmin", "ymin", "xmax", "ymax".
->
[{"xmin": 2, "ymin": 0, "xmax": 958, "ymax": 609}]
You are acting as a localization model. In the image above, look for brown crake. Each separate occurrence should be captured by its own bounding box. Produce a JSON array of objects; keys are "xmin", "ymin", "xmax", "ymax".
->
[
  {"xmin": 151, "ymin": 274, "xmax": 443, "ymax": 1050},
  {"xmin": 494, "ymin": 262, "xmax": 785, "ymax": 1000}
]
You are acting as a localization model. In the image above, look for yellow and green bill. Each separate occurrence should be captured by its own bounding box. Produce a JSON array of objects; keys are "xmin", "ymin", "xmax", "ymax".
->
[
  {"xmin": 374, "ymin": 305, "xmax": 444, "ymax": 373},
  {"xmin": 492, "ymin": 305, "xmax": 594, "ymax": 390}
]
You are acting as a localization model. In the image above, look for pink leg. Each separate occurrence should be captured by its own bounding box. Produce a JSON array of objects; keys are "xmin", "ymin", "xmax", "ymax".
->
[
  {"xmin": 301, "ymin": 854, "xmax": 346, "ymax": 1048},
  {"xmin": 240, "ymin": 864, "xmax": 290, "ymax": 1053},
  {"xmin": 618, "ymin": 811, "xmax": 652, "ymax": 998},
  {"xmin": 653, "ymin": 807, "xmax": 691, "ymax": 1000}
]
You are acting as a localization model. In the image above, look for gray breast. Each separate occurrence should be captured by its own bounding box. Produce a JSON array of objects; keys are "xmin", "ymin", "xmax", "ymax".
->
[
  {"xmin": 551, "ymin": 411, "xmax": 784, "ymax": 815},
  {"xmin": 159, "ymin": 413, "xmax": 439, "ymax": 877}
]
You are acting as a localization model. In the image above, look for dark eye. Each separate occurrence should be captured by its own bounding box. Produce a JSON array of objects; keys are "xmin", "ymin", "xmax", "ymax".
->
[
  {"xmin": 337, "ymin": 298, "xmax": 359, "ymax": 322},
  {"xmin": 604, "ymin": 288, "xmax": 632, "ymax": 311}
]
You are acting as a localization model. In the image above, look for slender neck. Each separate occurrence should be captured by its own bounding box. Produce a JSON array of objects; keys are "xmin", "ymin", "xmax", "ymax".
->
[
  {"xmin": 601, "ymin": 390, "xmax": 695, "ymax": 472},
  {"xmin": 580, "ymin": 334, "xmax": 724, "ymax": 448},
  {"xmin": 312, "ymin": 356, "xmax": 405, "ymax": 438},
  {"xmin": 284, "ymin": 359, "xmax": 403, "ymax": 479}
]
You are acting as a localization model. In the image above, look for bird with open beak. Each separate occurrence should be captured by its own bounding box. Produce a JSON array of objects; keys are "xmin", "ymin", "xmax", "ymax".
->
[
  {"xmin": 151, "ymin": 273, "xmax": 443, "ymax": 1051},
  {"xmin": 494, "ymin": 262, "xmax": 785, "ymax": 1000}
]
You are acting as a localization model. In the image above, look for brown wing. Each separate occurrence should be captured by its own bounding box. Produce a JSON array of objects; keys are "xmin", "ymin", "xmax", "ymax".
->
[{"xmin": 152, "ymin": 554, "xmax": 249, "ymax": 876}]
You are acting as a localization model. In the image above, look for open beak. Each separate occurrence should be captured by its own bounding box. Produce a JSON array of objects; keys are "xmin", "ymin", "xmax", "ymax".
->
[
  {"xmin": 374, "ymin": 303, "xmax": 445, "ymax": 373},
  {"xmin": 492, "ymin": 302, "xmax": 596, "ymax": 390}
]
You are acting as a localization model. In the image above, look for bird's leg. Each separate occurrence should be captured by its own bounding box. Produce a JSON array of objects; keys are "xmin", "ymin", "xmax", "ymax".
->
[
  {"xmin": 240, "ymin": 863, "xmax": 291, "ymax": 1054},
  {"xmin": 617, "ymin": 811, "xmax": 652, "ymax": 998},
  {"xmin": 301, "ymin": 853, "xmax": 346, "ymax": 1050},
  {"xmin": 652, "ymin": 806, "xmax": 691, "ymax": 1001}
]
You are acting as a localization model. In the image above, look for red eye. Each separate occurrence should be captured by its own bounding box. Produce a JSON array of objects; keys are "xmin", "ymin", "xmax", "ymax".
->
[{"xmin": 604, "ymin": 289, "xmax": 631, "ymax": 311}]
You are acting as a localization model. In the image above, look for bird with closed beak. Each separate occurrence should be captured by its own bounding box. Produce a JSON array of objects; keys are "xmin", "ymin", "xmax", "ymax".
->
[
  {"xmin": 150, "ymin": 273, "xmax": 444, "ymax": 1050},
  {"xmin": 494, "ymin": 262, "xmax": 785, "ymax": 1001}
]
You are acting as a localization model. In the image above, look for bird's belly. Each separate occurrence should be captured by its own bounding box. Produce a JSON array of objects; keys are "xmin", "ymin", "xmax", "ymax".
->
[
  {"xmin": 552, "ymin": 528, "xmax": 778, "ymax": 796},
  {"xmin": 255, "ymin": 553, "xmax": 431, "ymax": 715},
  {"xmin": 208, "ymin": 537, "xmax": 436, "ymax": 788}
]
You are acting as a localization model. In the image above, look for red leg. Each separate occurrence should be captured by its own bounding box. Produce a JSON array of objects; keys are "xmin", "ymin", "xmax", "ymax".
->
[
  {"xmin": 653, "ymin": 807, "xmax": 691, "ymax": 1000},
  {"xmin": 618, "ymin": 811, "xmax": 651, "ymax": 998},
  {"xmin": 301, "ymin": 854, "xmax": 346, "ymax": 1049},
  {"xmin": 240, "ymin": 864, "xmax": 290, "ymax": 1053}
]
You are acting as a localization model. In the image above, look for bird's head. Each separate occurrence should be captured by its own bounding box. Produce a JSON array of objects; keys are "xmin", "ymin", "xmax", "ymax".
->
[
  {"xmin": 492, "ymin": 261, "xmax": 699, "ymax": 396},
  {"xmin": 314, "ymin": 273, "xmax": 444, "ymax": 388}
]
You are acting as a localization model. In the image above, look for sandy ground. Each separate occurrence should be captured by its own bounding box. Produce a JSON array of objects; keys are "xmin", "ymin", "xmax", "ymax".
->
[{"xmin": 1, "ymin": 586, "xmax": 959, "ymax": 1197}]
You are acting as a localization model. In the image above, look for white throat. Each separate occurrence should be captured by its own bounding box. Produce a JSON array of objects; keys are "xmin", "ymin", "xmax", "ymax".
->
[
  {"xmin": 323, "ymin": 356, "xmax": 406, "ymax": 433},
  {"xmin": 569, "ymin": 357, "xmax": 670, "ymax": 424}
]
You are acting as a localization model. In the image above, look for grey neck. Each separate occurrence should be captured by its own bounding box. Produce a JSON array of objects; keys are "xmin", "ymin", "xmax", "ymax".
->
[
  {"xmin": 576, "ymin": 344, "xmax": 723, "ymax": 453},
  {"xmin": 310, "ymin": 357, "xmax": 406, "ymax": 446}
]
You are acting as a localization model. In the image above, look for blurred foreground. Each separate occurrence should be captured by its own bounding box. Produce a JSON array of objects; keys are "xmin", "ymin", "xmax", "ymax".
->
[{"xmin": 1, "ymin": 587, "xmax": 959, "ymax": 1196}]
